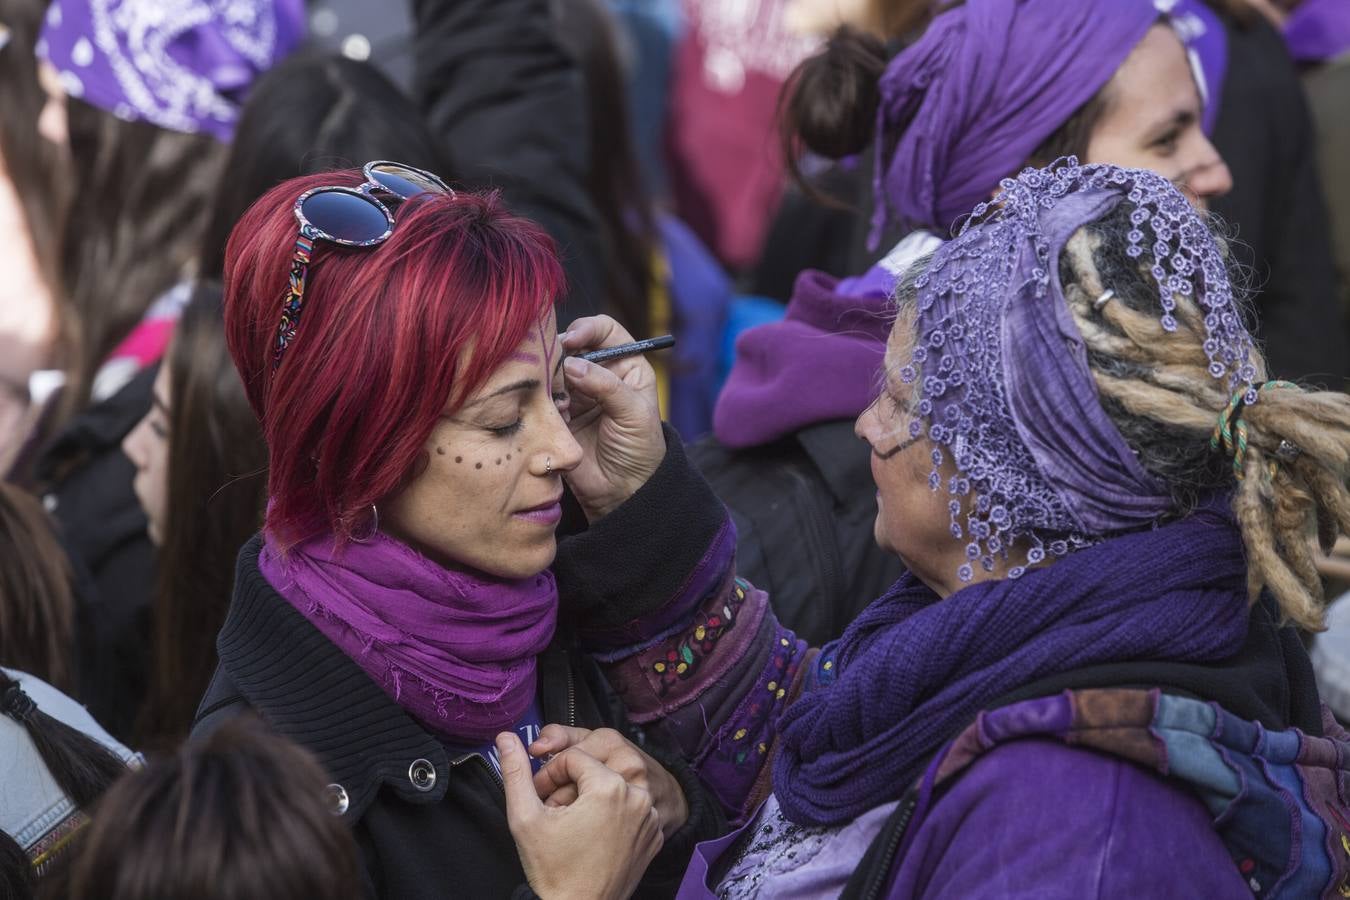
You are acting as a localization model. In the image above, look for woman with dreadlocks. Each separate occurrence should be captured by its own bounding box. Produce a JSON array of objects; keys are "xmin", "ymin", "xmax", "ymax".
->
[{"xmin": 507, "ymin": 160, "xmax": 1350, "ymax": 897}]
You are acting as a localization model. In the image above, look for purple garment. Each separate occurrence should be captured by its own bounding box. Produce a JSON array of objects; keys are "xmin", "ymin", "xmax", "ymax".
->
[
  {"xmin": 38, "ymin": 0, "xmax": 306, "ymax": 140},
  {"xmin": 1173, "ymin": 0, "xmax": 1228, "ymax": 134},
  {"xmin": 711, "ymin": 269, "xmax": 892, "ymax": 449},
  {"xmin": 900, "ymin": 162, "xmax": 1258, "ymax": 581},
  {"xmin": 1285, "ymin": 0, "xmax": 1350, "ymax": 63},
  {"xmin": 678, "ymin": 740, "xmax": 1247, "ymax": 899},
  {"xmin": 770, "ymin": 496, "xmax": 1250, "ymax": 827},
  {"xmin": 712, "ymin": 231, "xmax": 941, "ymax": 448},
  {"xmin": 259, "ymin": 529, "xmax": 558, "ymax": 744},
  {"xmin": 869, "ymin": 0, "xmax": 1157, "ymax": 243}
]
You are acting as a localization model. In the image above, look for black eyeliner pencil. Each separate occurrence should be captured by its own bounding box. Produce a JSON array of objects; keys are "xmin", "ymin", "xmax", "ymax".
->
[{"xmin": 579, "ymin": 334, "xmax": 676, "ymax": 364}]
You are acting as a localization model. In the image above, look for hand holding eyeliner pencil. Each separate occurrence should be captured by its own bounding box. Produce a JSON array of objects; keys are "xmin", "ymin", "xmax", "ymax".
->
[{"xmin": 578, "ymin": 334, "xmax": 675, "ymax": 364}]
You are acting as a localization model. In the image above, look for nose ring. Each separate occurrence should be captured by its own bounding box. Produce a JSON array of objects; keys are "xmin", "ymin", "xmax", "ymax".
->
[{"xmin": 545, "ymin": 457, "xmax": 553, "ymax": 475}]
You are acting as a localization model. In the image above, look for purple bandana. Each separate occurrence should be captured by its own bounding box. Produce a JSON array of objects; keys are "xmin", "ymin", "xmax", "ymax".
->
[
  {"xmin": 260, "ymin": 529, "xmax": 559, "ymax": 744},
  {"xmin": 900, "ymin": 159, "xmax": 1257, "ymax": 583},
  {"xmin": 38, "ymin": 0, "xmax": 306, "ymax": 141},
  {"xmin": 869, "ymin": 0, "xmax": 1160, "ymax": 243}
]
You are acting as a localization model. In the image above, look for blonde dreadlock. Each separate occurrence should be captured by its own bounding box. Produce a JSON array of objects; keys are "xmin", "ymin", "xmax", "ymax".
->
[{"xmin": 1059, "ymin": 204, "xmax": 1350, "ymax": 630}]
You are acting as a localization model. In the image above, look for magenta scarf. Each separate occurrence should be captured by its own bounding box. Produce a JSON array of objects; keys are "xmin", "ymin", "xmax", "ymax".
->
[{"xmin": 259, "ymin": 530, "xmax": 558, "ymax": 743}]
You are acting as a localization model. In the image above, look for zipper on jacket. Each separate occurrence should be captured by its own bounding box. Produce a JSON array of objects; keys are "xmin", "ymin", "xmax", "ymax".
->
[
  {"xmin": 566, "ymin": 664, "xmax": 576, "ymax": 727},
  {"xmin": 451, "ymin": 751, "xmax": 504, "ymax": 792},
  {"xmin": 860, "ymin": 790, "xmax": 920, "ymax": 900}
]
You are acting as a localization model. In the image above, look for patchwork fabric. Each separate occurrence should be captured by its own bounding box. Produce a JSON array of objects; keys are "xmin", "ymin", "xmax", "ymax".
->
[{"xmin": 926, "ymin": 689, "xmax": 1350, "ymax": 898}]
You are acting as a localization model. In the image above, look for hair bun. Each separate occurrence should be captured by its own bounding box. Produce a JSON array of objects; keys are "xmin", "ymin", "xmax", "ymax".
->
[{"xmin": 783, "ymin": 26, "xmax": 888, "ymax": 161}]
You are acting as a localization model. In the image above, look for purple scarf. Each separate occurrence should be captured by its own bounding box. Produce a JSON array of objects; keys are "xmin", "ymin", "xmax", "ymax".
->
[
  {"xmin": 772, "ymin": 498, "xmax": 1250, "ymax": 826},
  {"xmin": 260, "ymin": 530, "xmax": 558, "ymax": 744},
  {"xmin": 870, "ymin": 0, "xmax": 1157, "ymax": 244}
]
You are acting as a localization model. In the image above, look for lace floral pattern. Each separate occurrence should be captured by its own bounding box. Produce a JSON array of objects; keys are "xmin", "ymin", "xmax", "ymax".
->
[{"xmin": 904, "ymin": 159, "xmax": 1257, "ymax": 582}]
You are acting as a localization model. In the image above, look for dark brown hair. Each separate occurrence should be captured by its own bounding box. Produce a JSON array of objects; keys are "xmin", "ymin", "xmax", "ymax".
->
[
  {"xmin": 0, "ymin": 668, "xmax": 128, "ymax": 889},
  {"xmin": 781, "ymin": 7, "xmax": 1112, "ymax": 203},
  {"xmin": 64, "ymin": 717, "xmax": 360, "ymax": 900},
  {"xmin": 0, "ymin": 484, "xmax": 76, "ymax": 690},
  {"xmin": 135, "ymin": 283, "xmax": 266, "ymax": 747},
  {"xmin": 55, "ymin": 100, "xmax": 225, "ymax": 425},
  {"xmin": 554, "ymin": 0, "xmax": 657, "ymax": 337},
  {"xmin": 0, "ymin": 0, "xmax": 71, "ymax": 300}
]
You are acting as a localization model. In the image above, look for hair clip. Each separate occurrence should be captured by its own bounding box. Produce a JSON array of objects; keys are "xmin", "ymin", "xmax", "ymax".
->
[
  {"xmin": 1, "ymin": 684, "xmax": 36, "ymax": 724},
  {"xmin": 1092, "ymin": 289, "xmax": 1115, "ymax": 312}
]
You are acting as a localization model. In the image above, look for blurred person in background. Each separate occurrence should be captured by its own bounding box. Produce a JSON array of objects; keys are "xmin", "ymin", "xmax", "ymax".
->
[
  {"xmin": 120, "ymin": 285, "xmax": 267, "ymax": 750},
  {"xmin": 0, "ymin": 0, "xmax": 72, "ymax": 484},
  {"xmin": 411, "ymin": 0, "xmax": 608, "ymax": 325},
  {"xmin": 0, "ymin": 483, "xmax": 77, "ymax": 692},
  {"xmin": 59, "ymin": 718, "xmax": 360, "ymax": 900},
  {"xmin": 555, "ymin": 0, "xmax": 731, "ymax": 439},
  {"xmin": 0, "ymin": 668, "xmax": 133, "ymax": 898},
  {"xmin": 664, "ymin": 0, "xmax": 820, "ymax": 271},
  {"xmin": 28, "ymin": 0, "xmax": 303, "ymax": 741}
]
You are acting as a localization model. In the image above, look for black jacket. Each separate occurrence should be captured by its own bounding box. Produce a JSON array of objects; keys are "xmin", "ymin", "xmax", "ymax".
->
[
  {"xmin": 35, "ymin": 365, "xmax": 157, "ymax": 741},
  {"xmin": 192, "ymin": 535, "xmax": 723, "ymax": 899},
  {"xmin": 411, "ymin": 0, "xmax": 605, "ymax": 325},
  {"xmin": 1209, "ymin": 14, "xmax": 1350, "ymax": 386},
  {"xmin": 688, "ymin": 421, "xmax": 906, "ymax": 647}
]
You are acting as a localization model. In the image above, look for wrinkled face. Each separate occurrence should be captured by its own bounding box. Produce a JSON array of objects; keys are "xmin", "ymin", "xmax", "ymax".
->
[
  {"xmin": 854, "ymin": 310, "xmax": 954, "ymax": 586},
  {"xmin": 123, "ymin": 363, "xmax": 171, "ymax": 545},
  {"xmin": 1086, "ymin": 24, "xmax": 1233, "ymax": 209},
  {"xmin": 380, "ymin": 311, "xmax": 584, "ymax": 580}
]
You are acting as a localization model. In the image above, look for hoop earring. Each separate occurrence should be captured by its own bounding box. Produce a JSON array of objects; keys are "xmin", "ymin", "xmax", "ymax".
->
[{"xmin": 351, "ymin": 504, "xmax": 379, "ymax": 543}]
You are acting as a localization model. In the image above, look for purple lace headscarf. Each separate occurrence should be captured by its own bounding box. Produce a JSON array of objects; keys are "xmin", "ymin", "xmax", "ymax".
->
[
  {"xmin": 38, "ymin": 0, "xmax": 306, "ymax": 140},
  {"xmin": 899, "ymin": 159, "xmax": 1258, "ymax": 583},
  {"xmin": 869, "ymin": 0, "xmax": 1160, "ymax": 244}
]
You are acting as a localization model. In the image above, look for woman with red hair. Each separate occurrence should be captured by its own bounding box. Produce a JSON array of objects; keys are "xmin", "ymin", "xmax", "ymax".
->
[{"xmin": 192, "ymin": 164, "xmax": 722, "ymax": 899}]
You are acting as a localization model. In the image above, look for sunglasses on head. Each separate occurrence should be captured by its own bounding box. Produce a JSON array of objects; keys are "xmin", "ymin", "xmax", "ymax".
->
[{"xmin": 274, "ymin": 160, "xmax": 454, "ymax": 366}]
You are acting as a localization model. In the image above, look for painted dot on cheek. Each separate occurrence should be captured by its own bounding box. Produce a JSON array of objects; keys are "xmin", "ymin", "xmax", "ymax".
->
[
  {"xmin": 455, "ymin": 456, "xmax": 463, "ymax": 464},
  {"xmin": 475, "ymin": 462, "xmax": 482, "ymax": 470},
  {"xmin": 436, "ymin": 447, "xmax": 446, "ymax": 456},
  {"xmin": 496, "ymin": 458, "xmax": 502, "ymax": 465}
]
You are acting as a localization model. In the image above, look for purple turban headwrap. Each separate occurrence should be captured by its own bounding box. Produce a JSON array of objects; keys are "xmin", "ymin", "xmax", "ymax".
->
[
  {"xmin": 37, "ymin": 0, "xmax": 306, "ymax": 141},
  {"xmin": 870, "ymin": 0, "xmax": 1161, "ymax": 245},
  {"xmin": 1284, "ymin": 0, "xmax": 1350, "ymax": 64},
  {"xmin": 901, "ymin": 159, "xmax": 1258, "ymax": 583}
]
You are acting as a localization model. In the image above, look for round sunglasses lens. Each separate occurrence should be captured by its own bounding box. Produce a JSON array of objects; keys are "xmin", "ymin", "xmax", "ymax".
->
[
  {"xmin": 369, "ymin": 163, "xmax": 446, "ymax": 198},
  {"xmin": 301, "ymin": 191, "xmax": 390, "ymax": 243}
]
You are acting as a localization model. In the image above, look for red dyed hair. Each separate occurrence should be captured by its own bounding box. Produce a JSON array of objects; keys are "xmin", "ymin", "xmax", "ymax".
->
[{"xmin": 222, "ymin": 170, "xmax": 564, "ymax": 548}]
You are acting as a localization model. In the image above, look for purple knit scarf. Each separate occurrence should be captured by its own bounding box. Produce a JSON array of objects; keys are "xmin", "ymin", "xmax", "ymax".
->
[
  {"xmin": 260, "ymin": 530, "xmax": 558, "ymax": 744},
  {"xmin": 772, "ymin": 498, "xmax": 1250, "ymax": 827}
]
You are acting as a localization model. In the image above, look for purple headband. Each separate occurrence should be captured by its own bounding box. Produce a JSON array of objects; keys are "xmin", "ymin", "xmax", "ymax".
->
[
  {"xmin": 37, "ymin": 0, "xmax": 306, "ymax": 141},
  {"xmin": 900, "ymin": 159, "xmax": 1258, "ymax": 582}
]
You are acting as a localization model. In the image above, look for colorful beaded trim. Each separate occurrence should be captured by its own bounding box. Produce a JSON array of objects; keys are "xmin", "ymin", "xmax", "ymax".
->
[
  {"xmin": 273, "ymin": 227, "xmax": 316, "ymax": 367},
  {"xmin": 651, "ymin": 579, "xmax": 749, "ymax": 695}
]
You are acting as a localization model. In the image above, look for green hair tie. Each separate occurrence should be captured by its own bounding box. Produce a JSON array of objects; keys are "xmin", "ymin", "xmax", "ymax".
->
[{"xmin": 1210, "ymin": 380, "xmax": 1297, "ymax": 480}]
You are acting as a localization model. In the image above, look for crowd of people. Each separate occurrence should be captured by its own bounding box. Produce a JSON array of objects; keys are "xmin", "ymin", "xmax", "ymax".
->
[{"xmin": 3, "ymin": 0, "xmax": 1350, "ymax": 897}]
